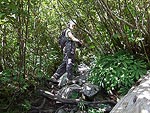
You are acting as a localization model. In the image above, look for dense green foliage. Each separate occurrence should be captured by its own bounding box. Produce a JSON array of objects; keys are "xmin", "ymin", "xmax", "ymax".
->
[
  {"xmin": 0, "ymin": 0, "xmax": 150, "ymax": 112},
  {"xmin": 89, "ymin": 51, "xmax": 147, "ymax": 95},
  {"xmin": 88, "ymin": 105, "xmax": 108, "ymax": 113}
]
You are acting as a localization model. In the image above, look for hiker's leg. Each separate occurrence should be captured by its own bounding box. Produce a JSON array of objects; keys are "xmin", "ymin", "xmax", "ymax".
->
[
  {"xmin": 66, "ymin": 55, "xmax": 75, "ymax": 80},
  {"xmin": 54, "ymin": 61, "xmax": 66, "ymax": 79},
  {"xmin": 65, "ymin": 41, "xmax": 75, "ymax": 80},
  {"xmin": 53, "ymin": 50, "xmax": 67, "ymax": 79},
  {"xmin": 54, "ymin": 54, "xmax": 68, "ymax": 79}
]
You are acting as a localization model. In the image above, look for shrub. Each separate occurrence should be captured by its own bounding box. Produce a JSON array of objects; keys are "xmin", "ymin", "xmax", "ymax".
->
[{"xmin": 88, "ymin": 51, "xmax": 147, "ymax": 95}]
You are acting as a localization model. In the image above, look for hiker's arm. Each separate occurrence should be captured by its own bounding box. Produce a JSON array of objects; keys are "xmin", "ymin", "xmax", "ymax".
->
[{"xmin": 68, "ymin": 31, "xmax": 80, "ymax": 42}]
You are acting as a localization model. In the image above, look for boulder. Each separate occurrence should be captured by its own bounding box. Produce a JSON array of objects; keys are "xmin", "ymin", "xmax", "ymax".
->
[{"xmin": 110, "ymin": 71, "xmax": 150, "ymax": 113}]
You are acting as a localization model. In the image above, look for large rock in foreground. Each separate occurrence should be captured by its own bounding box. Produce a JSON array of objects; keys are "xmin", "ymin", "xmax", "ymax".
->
[{"xmin": 110, "ymin": 71, "xmax": 150, "ymax": 113}]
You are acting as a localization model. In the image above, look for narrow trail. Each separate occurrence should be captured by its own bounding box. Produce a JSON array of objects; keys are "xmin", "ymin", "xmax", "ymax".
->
[{"xmin": 28, "ymin": 64, "xmax": 116, "ymax": 113}]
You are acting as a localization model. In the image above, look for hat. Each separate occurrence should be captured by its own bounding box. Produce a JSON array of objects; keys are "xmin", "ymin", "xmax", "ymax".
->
[{"xmin": 68, "ymin": 19, "xmax": 77, "ymax": 26}]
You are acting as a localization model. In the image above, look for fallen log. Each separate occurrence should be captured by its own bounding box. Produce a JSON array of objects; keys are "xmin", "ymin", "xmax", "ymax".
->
[
  {"xmin": 110, "ymin": 71, "xmax": 150, "ymax": 113},
  {"xmin": 39, "ymin": 89, "xmax": 116, "ymax": 107}
]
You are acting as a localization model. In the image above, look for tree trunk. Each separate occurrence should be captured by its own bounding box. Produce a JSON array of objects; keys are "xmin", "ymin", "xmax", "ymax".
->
[
  {"xmin": 110, "ymin": 71, "xmax": 150, "ymax": 113},
  {"xmin": 1, "ymin": 25, "xmax": 6, "ymax": 69}
]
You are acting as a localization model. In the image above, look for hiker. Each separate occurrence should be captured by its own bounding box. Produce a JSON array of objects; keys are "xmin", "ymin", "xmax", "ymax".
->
[{"xmin": 50, "ymin": 20, "xmax": 83, "ymax": 83}]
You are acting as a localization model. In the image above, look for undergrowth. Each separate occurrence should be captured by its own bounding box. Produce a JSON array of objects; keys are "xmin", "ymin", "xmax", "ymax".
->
[{"xmin": 88, "ymin": 51, "xmax": 147, "ymax": 95}]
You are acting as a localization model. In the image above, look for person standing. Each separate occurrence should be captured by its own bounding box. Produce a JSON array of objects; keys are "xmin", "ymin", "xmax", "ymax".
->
[{"xmin": 50, "ymin": 20, "xmax": 82, "ymax": 83}]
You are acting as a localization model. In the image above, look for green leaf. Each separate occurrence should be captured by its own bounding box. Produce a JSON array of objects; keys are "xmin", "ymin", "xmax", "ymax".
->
[
  {"xmin": 89, "ymin": 45, "xmax": 95, "ymax": 49},
  {"xmin": 0, "ymin": 13, "xmax": 5, "ymax": 19}
]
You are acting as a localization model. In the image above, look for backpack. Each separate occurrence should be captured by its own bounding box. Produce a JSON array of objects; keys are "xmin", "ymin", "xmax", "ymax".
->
[{"xmin": 58, "ymin": 29, "xmax": 68, "ymax": 49}]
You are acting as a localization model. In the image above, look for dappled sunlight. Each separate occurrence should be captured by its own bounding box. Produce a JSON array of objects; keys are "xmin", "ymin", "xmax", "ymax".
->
[
  {"xmin": 138, "ymin": 91, "xmax": 150, "ymax": 100},
  {"xmin": 1, "ymin": 0, "xmax": 150, "ymax": 112},
  {"xmin": 141, "ymin": 110, "xmax": 149, "ymax": 113}
]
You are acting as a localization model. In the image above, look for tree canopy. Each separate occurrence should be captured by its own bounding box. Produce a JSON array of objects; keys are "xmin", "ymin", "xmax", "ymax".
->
[{"xmin": 0, "ymin": 0, "xmax": 150, "ymax": 112}]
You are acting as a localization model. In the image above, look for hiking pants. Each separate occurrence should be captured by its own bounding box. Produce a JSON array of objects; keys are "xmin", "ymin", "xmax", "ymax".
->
[{"xmin": 54, "ymin": 41, "xmax": 75, "ymax": 80}]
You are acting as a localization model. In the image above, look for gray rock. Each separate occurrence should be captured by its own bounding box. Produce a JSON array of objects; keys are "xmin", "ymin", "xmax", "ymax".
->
[
  {"xmin": 82, "ymin": 83, "xmax": 99, "ymax": 97},
  {"xmin": 57, "ymin": 84, "xmax": 82, "ymax": 99},
  {"xmin": 56, "ymin": 109, "xmax": 67, "ymax": 113}
]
